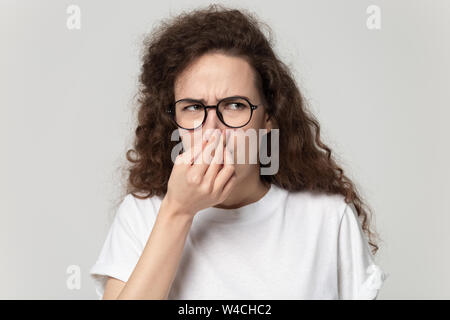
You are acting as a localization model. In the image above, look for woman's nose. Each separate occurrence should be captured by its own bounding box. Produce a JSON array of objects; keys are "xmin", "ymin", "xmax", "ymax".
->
[{"xmin": 202, "ymin": 107, "xmax": 225, "ymax": 131}]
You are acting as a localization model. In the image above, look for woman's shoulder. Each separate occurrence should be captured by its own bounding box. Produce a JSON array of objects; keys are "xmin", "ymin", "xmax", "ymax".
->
[
  {"xmin": 284, "ymin": 187, "xmax": 348, "ymax": 220},
  {"xmin": 114, "ymin": 192, "xmax": 164, "ymax": 227},
  {"xmin": 124, "ymin": 191, "xmax": 164, "ymax": 210}
]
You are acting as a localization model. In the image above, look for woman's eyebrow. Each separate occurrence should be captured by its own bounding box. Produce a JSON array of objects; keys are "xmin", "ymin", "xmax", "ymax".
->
[{"xmin": 180, "ymin": 95, "xmax": 251, "ymax": 104}]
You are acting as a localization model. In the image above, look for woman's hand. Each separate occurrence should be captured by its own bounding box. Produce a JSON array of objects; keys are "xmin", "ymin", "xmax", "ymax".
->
[{"xmin": 162, "ymin": 128, "xmax": 236, "ymax": 219}]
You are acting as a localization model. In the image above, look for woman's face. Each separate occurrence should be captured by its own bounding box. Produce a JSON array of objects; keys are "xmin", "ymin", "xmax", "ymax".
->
[{"xmin": 173, "ymin": 52, "xmax": 272, "ymax": 182}]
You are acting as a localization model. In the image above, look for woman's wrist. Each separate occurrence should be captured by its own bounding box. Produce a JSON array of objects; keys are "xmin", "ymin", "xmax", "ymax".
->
[{"xmin": 159, "ymin": 196, "xmax": 195, "ymax": 223}]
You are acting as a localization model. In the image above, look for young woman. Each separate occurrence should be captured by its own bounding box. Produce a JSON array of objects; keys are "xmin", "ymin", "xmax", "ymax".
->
[{"xmin": 90, "ymin": 4, "xmax": 388, "ymax": 300}]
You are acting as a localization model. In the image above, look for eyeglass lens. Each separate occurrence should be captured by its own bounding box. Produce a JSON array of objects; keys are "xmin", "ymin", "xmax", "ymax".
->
[{"xmin": 174, "ymin": 97, "xmax": 252, "ymax": 129}]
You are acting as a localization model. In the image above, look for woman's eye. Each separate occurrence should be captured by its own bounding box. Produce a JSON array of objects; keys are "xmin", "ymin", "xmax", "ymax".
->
[
  {"xmin": 183, "ymin": 105, "xmax": 202, "ymax": 111},
  {"xmin": 226, "ymin": 103, "xmax": 244, "ymax": 110}
]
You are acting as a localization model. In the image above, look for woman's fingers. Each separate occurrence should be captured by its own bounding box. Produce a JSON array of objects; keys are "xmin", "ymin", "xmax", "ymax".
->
[
  {"xmin": 219, "ymin": 170, "xmax": 237, "ymax": 202},
  {"xmin": 170, "ymin": 128, "xmax": 236, "ymax": 214},
  {"xmin": 213, "ymin": 160, "xmax": 235, "ymax": 196},
  {"xmin": 177, "ymin": 128, "xmax": 236, "ymax": 200},
  {"xmin": 203, "ymin": 129, "xmax": 226, "ymax": 184},
  {"xmin": 175, "ymin": 128, "xmax": 215, "ymax": 166},
  {"xmin": 175, "ymin": 137, "xmax": 207, "ymax": 166},
  {"xmin": 189, "ymin": 129, "xmax": 222, "ymax": 177},
  {"xmin": 212, "ymin": 130, "xmax": 236, "ymax": 195}
]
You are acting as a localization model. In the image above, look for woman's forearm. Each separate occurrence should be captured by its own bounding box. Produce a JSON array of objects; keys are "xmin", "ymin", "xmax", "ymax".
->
[{"xmin": 116, "ymin": 199, "xmax": 194, "ymax": 299}]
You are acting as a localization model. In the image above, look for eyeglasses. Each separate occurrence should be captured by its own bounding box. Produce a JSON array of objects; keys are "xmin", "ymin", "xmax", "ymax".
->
[{"xmin": 166, "ymin": 95, "xmax": 259, "ymax": 130}]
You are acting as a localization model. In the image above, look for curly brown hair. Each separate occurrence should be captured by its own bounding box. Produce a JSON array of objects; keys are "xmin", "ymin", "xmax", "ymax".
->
[{"xmin": 124, "ymin": 4, "xmax": 381, "ymax": 255}]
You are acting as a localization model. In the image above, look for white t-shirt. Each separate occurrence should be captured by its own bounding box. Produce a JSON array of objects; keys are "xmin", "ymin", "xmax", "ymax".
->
[{"xmin": 89, "ymin": 183, "xmax": 388, "ymax": 299}]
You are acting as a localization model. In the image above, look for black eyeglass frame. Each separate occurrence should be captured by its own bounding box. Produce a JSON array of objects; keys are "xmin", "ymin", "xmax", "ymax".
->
[{"xmin": 166, "ymin": 95, "xmax": 259, "ymax": 130}]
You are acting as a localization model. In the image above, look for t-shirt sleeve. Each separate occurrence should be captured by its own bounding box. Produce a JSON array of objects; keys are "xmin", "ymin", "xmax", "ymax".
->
[
  {"xmin": 89, "ymin": 194, "xmax": 154, "ymax": 299},
  {"xmin": 337, "ymin": 203, "xmax": 389, "ymax": 300}
]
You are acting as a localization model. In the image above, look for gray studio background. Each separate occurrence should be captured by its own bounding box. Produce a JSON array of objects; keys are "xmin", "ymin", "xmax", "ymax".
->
[{"xmin": 1, "ymin": 0, "xmax": 449, "ymax": 299}]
